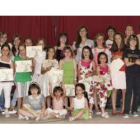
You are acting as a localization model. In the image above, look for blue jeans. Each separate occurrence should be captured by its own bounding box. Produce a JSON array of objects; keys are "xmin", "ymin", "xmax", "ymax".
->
[{"xmin": 0, "ymin": 90, "xmax": 4, "ymax": 108}]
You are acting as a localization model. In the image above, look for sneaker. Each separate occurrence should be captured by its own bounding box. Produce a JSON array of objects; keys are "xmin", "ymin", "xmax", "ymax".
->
[
  {"xmin": 0, "ymin": 107, "xmax": 5, "ymax": 112},
  {"xmin": 2, "ymin": 109, "xmax": 17, "ymax": 115},
  {"xmin": 123, "ymin": 114, "xmax": 129, "ymax": 119},
  {"xmin": 18, "ymin": 114, "xmax": 25, "ymax": 120},
  {"xmin": 101, "ymin": 112, "xmax": 110, "ymax": 118},
  {"xmin": 5, "ymin": 110, "xmax": 10, "ymax": 118},
  {"xmin": 137, "ymin": 107, "xmax": 140, "ymax": 112},
  {"xmin": 132, "ymin": 112, "xmax": 139, "ymax": 117},
  {"xmin": 25, "ymin": 116, "xmax": 29, "ymax": 121}
]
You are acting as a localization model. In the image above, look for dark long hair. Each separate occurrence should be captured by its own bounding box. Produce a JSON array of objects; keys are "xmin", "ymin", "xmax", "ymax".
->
[
  {"xmin": 111, "ymin": 32, "xmax": 126, "ymax": 52},
  {"xmin": 97, "ymin": 52, "xmax": 108, "ymax": 64},
  {"xmin": 75, "ymin": 83, "xmax": 89, "ymax": 102},
  {"xmin": 56, "ymin": 32, "xmax": 68, "ymax": 47},
  {"xmin": 75, "ymin": 26, "xmax": 89, "ymax": 49},
  {"xmin": 12, "ymin": 34, "xmax": 21, "ymax": 56},
  {"xmin": 81, "ymin": 46, "xmax": 93, "ymax": 60},
  {"xmin": 46, "ymin": 46, "xmax": 56, "ymax": 59}
]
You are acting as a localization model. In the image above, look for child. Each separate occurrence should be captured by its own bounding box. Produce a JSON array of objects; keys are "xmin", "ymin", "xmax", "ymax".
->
[
  {"xmin": 123, "ymin": 35, "xmax": 140, "ymax": 118},
  {"xmin": 54, "ymin": 32, "xmax": 72, "ymax": 62},
  {"xmin": 14, "ymin": 44, "xmax": 32, "ymax": 111},
  {"xmin": 78, "ymin": 46, "xmax": 96, "ymax": 117},
  {"xmin": 59, "ymin": 46, "xmax": 77, "ymax": 108},
  {"xmin": 65, "ymin": 83, "xmax": 89, "ymax": 121},
  {"xmin": 32, "ymin": 37, "xmax": 47, "ymax": 94},
  {"xmin": 124, "ymin": 25, "xmax": 134, "ymax": 45},
  {"xmin": 111, "ymin": 32, "xmax": 126, "ymax": 115},
  {"xmin": 46, "ymin": 82, "xmax": 67, "ymax": 118},
  {"xmin": 72, "ymin": 26, "xmax": 94, "ymax": 64},
  {"xmin": 41, "ymin": 47, "xmax": 59, "ymax": 108},
  {"xmin": 106, "ymin": 26, "xmax": 116, "ymax": 49},
  {"xmin": 92, "ymin": 33, "xmax": 112, "ymax": 115},
  {"xmin": 0, "ymin": 44, "xmax": 14, "ymax": 117},
  {"xmin": 18, "ymin": 82, "xmax": 48, "ymax": 121},
  {"xmin": 95, "ymin": 52, "xmax": 113, "ymax": 118}
]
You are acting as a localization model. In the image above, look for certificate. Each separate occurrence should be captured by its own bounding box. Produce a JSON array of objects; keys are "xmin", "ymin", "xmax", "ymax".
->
[
  {"xmin": 64, "ymin": 84, "xmax": 75, "ymax": 96},
  {"xmin": 26, "ymin": 46, "xmax": 42, "ymax": 58},
  {"xmin": 15, "ymin": 60, "xmax": 32, "ymax": 72},
  {"xmin": 48, "ymin": 69, "xmax": 63, "ymax": 84},
  {"xmin": 42, "ymin": 59, "xmax": 58, "ymax": 69},
  {"xmin": 0, "ymin": 69, "xmax": 14, "ymax": 81},
  {"xmin": 110, "ymin": 58, "xmax": 124, "ymax": 73}
]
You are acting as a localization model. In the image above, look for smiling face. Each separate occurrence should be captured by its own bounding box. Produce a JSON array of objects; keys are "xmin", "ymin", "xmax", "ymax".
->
[
  {"xmin": 25, "ymin": 39, "xmax": 33, "ymax": 46},
  {"xmin": 60, "ymin": 36, "xmax": 67, "ymax": 44},
  {"xmin": 96, "ymin": 36, "xmax": 104, "ymax": 46},
  {"xmin": 76, "ymin": 86, "xmax": 84, "ymax": 96},
  {"xmin": 14, "ymin": 37, "xmax": 21, "ymax": 47},
  {"xmin": 37, "ymin": 40, "xmax": 45, "ymax": 49},
  {"xmin": 30, "ymin": 87, "xmax": 39, "ymax": 95},
  {"xmin": 115, "ymin": 34, "xmax": 122, "ymax": 46},
  {"xmin": 83, "ymin": 48, "xmax": 90, "ymax": 59},
  {"xmin": 0, "ymin": 34, "xmax": 7, "ymax": 44},
  {"xmin": 48, "ymin": 48, "xmax": 55, "ymax": 59},
  {"xmin": 99, "ymin": 54, "xmax": 107, "ymax": 64},
  {"xmin": 125, "ymin": 26, "xmax": 134, "ymax": 37},
  {"xmin": 64, "ymin": 49, "xmax": 72, "ymax": 58},
  {"xmin": 19, "ymin": 45, "xmax": 26, "ymax": 56},
  {"xmin": 54, "ymin": 90, "xmax": 62, "ymax": 97},
  {"xmin": 79, "ymin": 28, "xmax": 87, "ymax": 38},
  {"xmin": 129, "ymin": 39, "xmax": 137, "ymax": 48},
  {"xmin": 1, "ymin": 46, "xmax": 10, "ymax": 56},
  {"xmin": 108, "ymin": 29, "xmax": 115, "ymax": 38}
]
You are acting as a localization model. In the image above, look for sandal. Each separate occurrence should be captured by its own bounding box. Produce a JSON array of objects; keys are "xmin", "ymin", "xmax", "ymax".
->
[
  {"xmin": 69, "ymin": 117, "xmax": 75, "ymax": 121},
  {"xmin": 112, "ymin": 111, "xmax": 118, "ymax": 116},
  {"xmin": 118, "ymin": 111, "xmax": 123, "ymax": 115},
  {"xmin": 101, "ymin": 112, "xmax": 110, "ymax": 118}
]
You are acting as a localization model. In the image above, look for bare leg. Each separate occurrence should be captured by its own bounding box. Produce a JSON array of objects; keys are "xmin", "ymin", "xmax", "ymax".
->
[
  {"xmin": 94, "ymin": 90, "xmax": 100, "ymax": 112},
  {"xmin": 18, "ymin": 109, "xmax": 35, "ymax": 118},
  {"xmin": 70, "ymin": 97, "xmax": 73, "ymax": 105},
  {"xmin": 121, "ymin": 89, "xmax": 126, "ymax": 112},
  {"xmin": 17, "ymin": 98, "xmax": 22, "ymax": 109},
  {"xmin": 111, "ymin": 88, "xmax": 117, "ymax": 113},
  {"xmin": 46, "ymin": 96, "xmax": 51, "ymax": 108}
]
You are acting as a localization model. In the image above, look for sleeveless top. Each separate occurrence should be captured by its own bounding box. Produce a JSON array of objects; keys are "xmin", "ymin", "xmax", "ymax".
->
[
  {"xmin": 53, "ymin": 97, "xmax": 64, "ymax": 110},
  {"xmin": 56, "ymin": 49, "xmax": 65, "ymax": 62},
  {"xmin": 62, "ymin": 60, "xmax": 74, "ymax": 84},
  {"xmin": 80, "ymin": 59, "xmax": 93, "ymax": 76},
  {"xmin": 0, "ymin": 58, "xmax": 11, "ymax": 68},
  {"xmin": 74, "ymin": 95, "xmax": 85, "ymax": 109},
  {"xmin": 99, "ymin": 65, "xmax": 109, "ymax": 75}
]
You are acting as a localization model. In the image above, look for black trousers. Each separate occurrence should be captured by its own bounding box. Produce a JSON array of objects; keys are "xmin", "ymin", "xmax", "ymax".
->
[{"xmin": 124, "ymin": 74, "xmax": 140, "ymax": 114}]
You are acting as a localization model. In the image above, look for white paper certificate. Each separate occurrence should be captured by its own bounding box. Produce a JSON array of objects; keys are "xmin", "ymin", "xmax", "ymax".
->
[
  {"xmin": 15, "ymin": 60, "xmax": 32, "ymax": 72},
  {"xmin": 26, "ymin": 46, "xmax": 42, "ymax": 58},
  {"xmin": 0, "ymin": 69, "xmax": 14, "ymax": 81},
  {"xmin": 64, "ymin": 84, "xmax": 75, "ymax": 96},
  {"xmin": 48, "ymin": 69, "xmax": 63, "ymax": 84},
  {"xmin": 42, "ymin": 59, "xmax": 58, "ymax": 69},
  {"xmin": 109, "ymin": 58, "xmax": 124, "ymax": 73}
]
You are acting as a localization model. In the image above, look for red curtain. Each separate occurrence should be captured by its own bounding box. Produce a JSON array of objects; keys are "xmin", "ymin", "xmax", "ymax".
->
[{"xmin": 0, "ymin": 16, "xmax": 140, "ymax": 46}]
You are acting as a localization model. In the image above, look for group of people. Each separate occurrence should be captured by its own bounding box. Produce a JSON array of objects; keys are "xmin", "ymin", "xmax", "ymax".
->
[{"xmin": 0, "ymin": 24, "xmax": 140, "ymax": 121}]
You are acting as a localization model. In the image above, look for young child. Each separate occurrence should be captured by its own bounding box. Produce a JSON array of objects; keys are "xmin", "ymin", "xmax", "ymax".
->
[
  {"xmin": 59, "ymin": 46, "xmax": 77, "ymax": 108},
  {"xmin": 78, "ymin": 46, "xmax": 96, "ymax": 117},
  {"xmin": 124, "ymin": 25, "xmax": 134, "ymax": 45},
  {"xmin": 18, "ymin": 82, "xmax": 48, "ymax": 121},
  {"xmin": 123, "ymin": 35, "xmax": 140, "ymax": 118},
  {"xmin": 111, "ymin": 32, "xmax": 126, "ymax": 115},
  {"xmin": 32, "ymin": 37, "xmax": 47, "ymax": 94},
  {"xmin": 65, "ymin": 83, "xmax": 89, "ymax": 121},
  {"xmin": 106, "ymin": 26, "xmax": 116, "ymax": 49},
  {"xmin": 41, "ymin": 47, "xmax": 59, "ymax": 108},
  {"xmin": 46, "ymin": 82, "xmax": 67, "ymax": 118},
  {"xmin": 0, "ymin": 44, "xmax": 14, "ymax": 117},
  {"xmin": 72, "ymin": 26, "xmax": 94, "ymax": 64},
  {"xmin": 14, "ymin": 44, "xmax": 32, "ymax": 111},
  {"xmin": 95, "ymin": 52, "xmax": 113, "ymax": 118}
]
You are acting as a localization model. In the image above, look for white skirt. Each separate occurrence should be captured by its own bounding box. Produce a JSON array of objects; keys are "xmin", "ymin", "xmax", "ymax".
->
[{"xmin": 111, "ymin": 71, "xmax": 126, "ymax": 89}]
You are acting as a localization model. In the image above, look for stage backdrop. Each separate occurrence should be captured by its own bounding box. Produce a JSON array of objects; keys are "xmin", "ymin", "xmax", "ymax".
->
[{"xmin": 0, "ymin": 16, "xmax": 140, "ymax": 46}]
